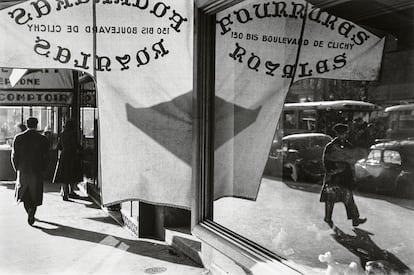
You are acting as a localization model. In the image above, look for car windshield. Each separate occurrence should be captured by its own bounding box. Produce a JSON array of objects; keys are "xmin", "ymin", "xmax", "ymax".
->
[
  {"xmin": 286, "ymin": 136, "xmax": 330, "ymax": 152},
  {"xmin": 366, "ymin": 149, "xmax": 381, "ymax": 164}
]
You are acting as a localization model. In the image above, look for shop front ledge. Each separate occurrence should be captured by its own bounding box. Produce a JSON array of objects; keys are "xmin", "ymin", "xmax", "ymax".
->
[
  {"xmin": 192, "ymin": 224, "xmax": 303, "ymax": 275},
  {"xmin": 165, "ymin": 227, "xmax": 203, "ymax": 266}
]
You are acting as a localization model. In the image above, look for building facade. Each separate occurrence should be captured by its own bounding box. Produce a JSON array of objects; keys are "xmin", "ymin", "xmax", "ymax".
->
[{"xmin": 1, "ymin": 0, "xmax": 414, "ymax": 274}]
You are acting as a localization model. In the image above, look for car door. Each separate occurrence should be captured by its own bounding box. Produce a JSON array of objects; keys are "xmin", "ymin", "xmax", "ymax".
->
[
  {"xmin": 381, "ymin": 150, "xmax": 402, "ymax": 189},
  {"xmin": 361, "ymin": 149, "xmax": 383, "ymax": 179}
]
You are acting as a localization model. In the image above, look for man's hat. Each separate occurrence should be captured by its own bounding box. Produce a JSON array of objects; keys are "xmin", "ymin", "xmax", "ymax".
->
[{"xmin": 333, "ymin": 123, "xmax": 348, "ymax": 134}]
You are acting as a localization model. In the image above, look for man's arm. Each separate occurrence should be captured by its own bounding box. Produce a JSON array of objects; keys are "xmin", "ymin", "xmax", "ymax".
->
[{"xmin": 11, "ymin": 136, "xmax": 20, "ymax": 172}]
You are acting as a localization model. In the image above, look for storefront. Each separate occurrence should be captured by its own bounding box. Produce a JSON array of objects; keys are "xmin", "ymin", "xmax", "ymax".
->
[
  {"xmin": 193, "ymin": 1, "xmax": 413, "ymax": 274},
  {"xmin": 1, "ymin": 0, "xmax": 414, "ymax": 274},
  {"xmin": 0, "ymin": 69, "xmax": 75, "ymax": 180}
]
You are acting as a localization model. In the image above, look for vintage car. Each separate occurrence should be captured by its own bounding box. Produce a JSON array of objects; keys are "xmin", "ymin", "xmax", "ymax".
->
[
  {"xmin": 355, "ymin": 140, "xmax": 414, "ymax": 198},
  {"xmin": 264, "ymin": 133, "xmax": 332, "ymax": 182}
]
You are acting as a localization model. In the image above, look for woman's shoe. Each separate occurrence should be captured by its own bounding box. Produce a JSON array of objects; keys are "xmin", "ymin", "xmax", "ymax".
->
[{"xmin": 62, "ymin": 196, "xmax": 69, "ymax": 201}]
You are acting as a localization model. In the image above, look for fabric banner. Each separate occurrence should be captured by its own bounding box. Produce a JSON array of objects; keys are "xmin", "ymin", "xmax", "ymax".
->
[
  {"xmin": 0, "ymin": 68, "xmax": 73, "ymax": 89},
  {"xmin": 95, "ymin": 1, "xmax": 193, "ymax": 207},
  {"xmin": 0, "ymin": 0, "xmax": 193, "ymax": 208},
  {"xmin": 0, "ymin": 1, "xmax": 94, "ymax": 74},
  {"xmin": 214, "ymin": 0, "xmax": 385, "ymax": 199}
]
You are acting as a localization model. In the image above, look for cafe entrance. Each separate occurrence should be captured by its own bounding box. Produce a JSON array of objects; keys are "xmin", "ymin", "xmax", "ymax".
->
[{"xmin": 0, "ymin": 68, "xmax": 98, "ymax": 189}]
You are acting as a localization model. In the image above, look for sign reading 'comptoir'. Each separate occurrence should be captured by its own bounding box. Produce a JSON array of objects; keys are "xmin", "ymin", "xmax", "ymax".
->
[{"xmin": 0, "ymin": 91, "xmax": 72, "ymax": 105}]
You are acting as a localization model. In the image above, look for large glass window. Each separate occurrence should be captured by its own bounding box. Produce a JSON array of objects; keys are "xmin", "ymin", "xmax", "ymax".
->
[
  {"xmin": 0, "ymin": 106, "xmax": 58, "ymax": 146},
  {"xmin": 80, "ymin": 107, "xmax": 97, "ymax": 183},
  {"xmin": 201, "ymin": 0, "xmax": 414, "ymax": 273}
]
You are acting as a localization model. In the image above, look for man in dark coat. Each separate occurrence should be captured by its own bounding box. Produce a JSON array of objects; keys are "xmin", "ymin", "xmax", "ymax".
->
[
  {"xmin": 320, "ymin": 123, "xmax": 367, "ymax": 228},
  {"xmin": 11, "ymin": 117, "xmax": 49, "ymax": 226}
]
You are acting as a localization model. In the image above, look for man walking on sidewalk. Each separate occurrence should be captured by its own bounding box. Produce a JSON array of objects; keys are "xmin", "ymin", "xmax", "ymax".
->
[
  {"xmin": 11, "ymin": 117, "xmax": 49, "ymax": 226},
  {"xmin": 320, "ymin": 123, "xmax": 367, "ymax": 228}
]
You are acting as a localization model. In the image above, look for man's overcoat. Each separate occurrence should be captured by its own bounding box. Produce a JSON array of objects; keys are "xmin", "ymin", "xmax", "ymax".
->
[{"xmin": 11, "ymin": 129, "xmax": 50, "ymax": 206}]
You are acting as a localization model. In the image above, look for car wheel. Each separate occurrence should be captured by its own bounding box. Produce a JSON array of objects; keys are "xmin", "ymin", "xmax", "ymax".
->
[
  {"xmin": 393, "ymin": 180, "xmax": 413, "ymax": 198},
  {"xmin": 393, "ymin": 182, "xmax": 405, "ymax": 197}
]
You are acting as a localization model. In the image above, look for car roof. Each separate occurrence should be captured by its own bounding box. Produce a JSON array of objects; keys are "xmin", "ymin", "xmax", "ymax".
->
[
  {"xmin": 384, "ymin": 104, "xmax": 414, "ymax": 112},
  {"xmin": 371, "ymin": 140, "xmax": 414, "ymax": 168},
  {"xmin": 282, "ymin": 133, "xmax": 332, "ymax": 140},
  {"xmin": 284, "ymin": 100, "xmax": 376, "ymax": 111},
  {"xmin": 371, "ymin": 140, "xmax": 414, "ymax": 150}
]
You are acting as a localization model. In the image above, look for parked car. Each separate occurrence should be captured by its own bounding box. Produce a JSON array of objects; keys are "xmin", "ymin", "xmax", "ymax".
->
[
  {"xmin": 355, "ymin": 140, "xmax": 414, "ymax": 198},
  {"xmin": 264, "ymin": 133, "xmax": 332, "ymax": 182}
]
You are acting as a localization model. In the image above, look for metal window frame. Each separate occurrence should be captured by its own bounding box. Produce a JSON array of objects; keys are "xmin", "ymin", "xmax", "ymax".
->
[{"xmin": 192, "ymin": 1, "xmax": 302, "ymax": 272}]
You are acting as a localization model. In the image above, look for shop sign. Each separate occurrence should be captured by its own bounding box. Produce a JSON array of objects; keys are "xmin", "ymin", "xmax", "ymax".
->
[
  {"xmin": 0, "ymin": 68, "xmax": 73, "ymax": 89},
  {"xmin": 0, "ymin": 0, "xmax": 188, "ymax": 75},
  {"xmin": 0, "ymin": 91, "xmax": 72, "ymax": 106}
]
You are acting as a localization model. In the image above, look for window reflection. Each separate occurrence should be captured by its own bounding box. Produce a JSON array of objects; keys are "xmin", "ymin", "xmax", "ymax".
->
[{"xmin": 210, "ymin": 0, "xmax": 414, "ymax": 273}]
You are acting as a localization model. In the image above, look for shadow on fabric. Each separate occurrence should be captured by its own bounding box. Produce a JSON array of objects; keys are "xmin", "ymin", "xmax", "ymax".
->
[{"xmin": 125, "ymin": 91, "xmax": 261, "ymax": 165}]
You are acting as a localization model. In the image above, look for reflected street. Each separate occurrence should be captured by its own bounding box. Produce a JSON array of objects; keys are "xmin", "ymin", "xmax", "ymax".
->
[{"xmin": 214, "ymin": 176, "xmax": 414, "ymax": 273}]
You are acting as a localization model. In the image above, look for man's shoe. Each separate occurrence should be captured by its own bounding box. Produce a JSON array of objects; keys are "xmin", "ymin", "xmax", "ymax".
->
[
  {"xmin": 352, "ymin": 217, "xmax": 367, "ymax": 227},
  {"xmin": 27, "ymin": 209, "xmax": 35, "ymax": 226},
  {"xmin": 62, "ymin": 196, "xmax": 69, "ymax": 201},
  {"xmin": 324, "ymin": 218, "xmax": 334, "ymax": 228}
]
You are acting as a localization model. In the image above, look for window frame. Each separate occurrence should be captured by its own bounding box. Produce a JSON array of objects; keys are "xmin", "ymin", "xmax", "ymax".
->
[{"xmin": 192, "ymin": 1, "xmax": 304, "ymax": 273}]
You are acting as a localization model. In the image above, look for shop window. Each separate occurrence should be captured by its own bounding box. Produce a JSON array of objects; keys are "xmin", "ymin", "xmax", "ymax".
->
[
  {"xmin": 81, "ymin": 107, "xmax": 96, "ymax": 139},
  {"xmin": 198, "ymin": 0, "xmax": 414, "ymax": 273},
  {"xmin": 80, "ymin": 107, "xmax": 97, "ymax": 182},
  {"xmin": 0, "ymin": 106, "xmax": 58, "ymax": 146}
]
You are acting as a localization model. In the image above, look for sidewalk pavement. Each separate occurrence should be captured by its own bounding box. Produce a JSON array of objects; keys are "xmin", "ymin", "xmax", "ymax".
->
[{"xmin": 0, "ymin": 181, "xmax": 206, "ymax": 275}]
